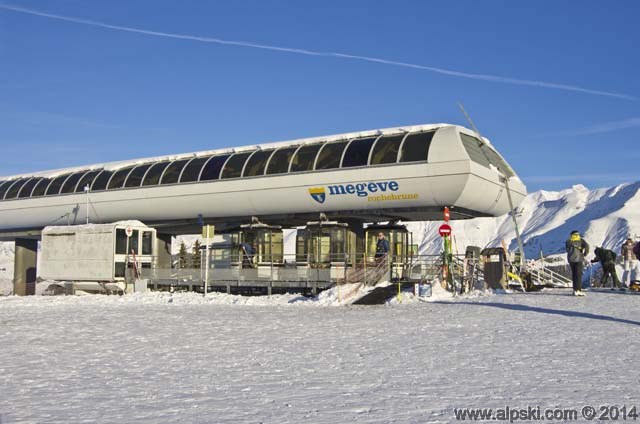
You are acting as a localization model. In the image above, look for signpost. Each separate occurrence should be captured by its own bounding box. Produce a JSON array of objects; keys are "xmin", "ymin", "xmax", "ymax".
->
[
  {"xmin": 202, "ymin": 224, "xmax": 215, "ymax": 297},
  {"xmin": 438, "ymin": 224, "xmax": 451, "ymax": 236},
  {"xmin": 439, "ymin": 212, "xmax": 454, "ymax": 292},
  {"xmin": 125, "ymin": 226, "xmax": 133, "ymax": 293}
]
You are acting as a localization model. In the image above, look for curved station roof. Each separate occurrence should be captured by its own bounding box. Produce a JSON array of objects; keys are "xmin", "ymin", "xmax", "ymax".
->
[{"xmin": 0, "ymin": 124, "xmax": 526, "ymax": 238}]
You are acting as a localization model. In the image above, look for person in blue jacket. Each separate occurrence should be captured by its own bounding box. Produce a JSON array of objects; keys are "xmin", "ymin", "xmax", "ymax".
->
[{"xmin": 375, "ymin": 232, "xmax": 390, "ymax": 262}]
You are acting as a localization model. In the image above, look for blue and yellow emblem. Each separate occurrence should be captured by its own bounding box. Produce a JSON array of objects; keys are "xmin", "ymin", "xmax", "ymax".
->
[{"xmin": 308, "ymin": 187, "xmax": 326, "ymax": 204}]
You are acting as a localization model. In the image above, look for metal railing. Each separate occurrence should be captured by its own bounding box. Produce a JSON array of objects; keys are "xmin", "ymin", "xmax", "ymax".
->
[{"xmin": 134, "ymin": 250, "xmax": 579, "ymax": 294}]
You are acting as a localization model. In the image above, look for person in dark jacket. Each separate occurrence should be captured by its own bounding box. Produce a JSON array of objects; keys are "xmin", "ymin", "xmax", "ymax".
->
[
  {"xmin": 375, "ymin": 232, "xmax": 390, "ymax": 262},
  {"xmin": 591, "ymin": 246, "xmax": 622, "ymax": 289},
  {"xmin": 241, "ymin": 242, "xmax": 256, "ymax": 268},
  {"xmin": 566, "ymin": 230, "xmax": 589, "ymax": 296}
]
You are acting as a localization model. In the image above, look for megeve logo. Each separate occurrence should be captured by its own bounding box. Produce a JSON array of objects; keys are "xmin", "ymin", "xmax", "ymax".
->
[{"xmin": 309, "ymin": 180, "xmax": 399, "ymax": 204}]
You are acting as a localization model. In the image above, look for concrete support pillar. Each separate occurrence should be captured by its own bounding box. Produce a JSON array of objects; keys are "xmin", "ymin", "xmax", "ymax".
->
[
  {"xmin": 13, "ymin": 238, "xmax": 38, "ymax": 296},
  {"xmin": 155, "ymin": 233, "xmax": 172, "ymax": 270}
]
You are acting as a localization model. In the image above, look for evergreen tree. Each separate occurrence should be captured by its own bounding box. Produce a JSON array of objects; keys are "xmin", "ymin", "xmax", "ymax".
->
[
  {"xmin": 178, "ymin": 241, "xmax": 188, "ymax": 269},
  {"xmin": 192, "ymin": 240, "xmax": 202, "ymax": 269}
]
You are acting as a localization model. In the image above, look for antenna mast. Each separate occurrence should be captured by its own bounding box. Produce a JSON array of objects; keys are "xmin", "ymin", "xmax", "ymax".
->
[{"xmin": 457, "ymin": 102, "xmax": 526, "ymax": 270}]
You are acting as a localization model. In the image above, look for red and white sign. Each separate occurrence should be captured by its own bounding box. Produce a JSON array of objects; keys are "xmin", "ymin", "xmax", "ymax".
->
[
  {"xmin": 438, "ymin": 224, "xmax": 452, "ymax": 237},
  {"xmin": 125, "ymin": 226, "xmax": 133, "ymax": 238}
]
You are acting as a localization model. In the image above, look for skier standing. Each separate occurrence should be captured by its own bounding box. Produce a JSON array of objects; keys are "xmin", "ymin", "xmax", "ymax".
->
[{"xmin": 566, "ymin": 230, "xmax": 589, "ymax": 296}]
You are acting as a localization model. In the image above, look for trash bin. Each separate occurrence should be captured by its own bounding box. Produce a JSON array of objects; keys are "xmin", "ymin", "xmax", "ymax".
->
[{"xmin": 481, "ymin": 247, "xmax": 508, "ymax": 290}]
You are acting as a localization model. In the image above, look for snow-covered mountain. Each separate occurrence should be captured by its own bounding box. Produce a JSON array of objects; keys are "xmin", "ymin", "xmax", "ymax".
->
[
  {"xmin": 410, "ymin": 181, "xmax": 640, "ymax": 257},
  {"xmin": 1, "ymin": 181, "xmax": 638, "ymax": 294}
]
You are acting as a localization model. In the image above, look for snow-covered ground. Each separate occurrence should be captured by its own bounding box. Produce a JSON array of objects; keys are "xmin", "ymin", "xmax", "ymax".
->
[{"xmin": 1, "ymin": 289, "xmax": 639, "ymax": 423}]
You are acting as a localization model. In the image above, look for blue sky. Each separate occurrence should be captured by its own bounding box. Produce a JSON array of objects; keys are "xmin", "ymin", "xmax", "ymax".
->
[{"xmin": 0, "ymin": 1, "xmax": 638, "ymax": 192}]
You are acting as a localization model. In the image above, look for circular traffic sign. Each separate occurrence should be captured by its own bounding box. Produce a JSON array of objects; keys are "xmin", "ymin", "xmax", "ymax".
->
[
  {"xmin": 125, "ymin": 226, "xmax": 133, "ymax": 237},
  {"xmin": 438, "ymin": 224, "xmax": 452, "ymax": 237}
]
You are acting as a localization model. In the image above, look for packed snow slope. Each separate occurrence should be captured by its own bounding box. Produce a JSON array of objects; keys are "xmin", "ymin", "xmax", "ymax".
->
[{"xmin": 1, "ymin": 290, "xmax": 639, "ymax": 423}]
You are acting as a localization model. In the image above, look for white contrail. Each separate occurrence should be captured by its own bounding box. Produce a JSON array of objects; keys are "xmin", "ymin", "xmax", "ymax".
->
[
  {"xmin": 0, "ymin": 3, "xmax": 636, "ymax": 101},
  {"xmin": 567, "ymin": 117, "xmax": 640, "ymax": 135}
]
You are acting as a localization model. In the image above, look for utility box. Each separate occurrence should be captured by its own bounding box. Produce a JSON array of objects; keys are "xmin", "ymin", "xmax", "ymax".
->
[
  {"xmin": 481, "ymin": 247, "xmax": 508, "ymax": 290},
  {"xmin": 40, "ymin": 221, "xmax": 156, "ymax": 283},
  {"xmin": 465, "ymin": 246, "xmax": 482, "ymax": 261}
]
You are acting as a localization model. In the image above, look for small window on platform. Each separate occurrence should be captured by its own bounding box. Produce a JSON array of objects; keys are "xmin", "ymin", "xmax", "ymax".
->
[
  {"xmin": 315, "ymin": 141, "xmax": 347, "ymax": 170},
  {"xmin": 180, "ymin": 157, "xmax": 211, "ymax": 183},
  {"xmin": 266, "ymin": 147, "xmax": 296, "ymax": 175},
  {"xmin": 342, "ymin": 137, "xmax": 376, "ymax": 168},
  {"xmin": 242, "ymin": 150, "xmax": 274, "ymax": 177},
  {"xmin": 142, "ymin": 162, "xmax": 170, "ymax": 186},
  {"xmin": 160, "ymin": 160, "xmax": 189, "ymax": 185},
  {"xmin": 124, "ymin": 165, "xmax": 152, "ymax": 188},
  {"xmin": 399, "ymin": 131, "xmax": 434, "ymax": 163},
  {"xmin": 142, "ymin": 231, "xmax": 153, "ymax": 255},
  {"xmin": 290, "ymin": 144, "xmax": 322, "ymax": 173},
  {"xmin": 115, "ymin": 229, "xmax": 127, "ymax": 254},
  {"xmin": 200, "ymin": 155, "xmax": 230, "ymax": 181}
]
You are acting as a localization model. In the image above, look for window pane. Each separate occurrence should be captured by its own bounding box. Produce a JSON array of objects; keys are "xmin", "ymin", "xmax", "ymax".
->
[
  {"xmin": 124, "ymin": 164, "xmax": 151, "ymax": 188},
  {"xmin": 107, "ymin": 166, "xmax": 134, "ymax": 190},
  {"xmin": 242, "ymin": 150, "xmax": 273, "ymax": 177},
  {"xmin": 91, "ymin": 170, "xmax": 114, "ymax": 191},
  {"xmin": 221, "ymin": 152, "xmax": 251, "ymax": 179},
  {"xmin": 46, "ymin": 174, "xmax": 71, "ymax": 195},
  {"xmin": 18, "ymin": 178, "xmax": 41, "ymax": 198},
  {"xmin": 399, "ymin": 131, "xmax": 435, "ymax": 163},
  {"xmin": 200, "ymin": 155, "xmax": 229, "ymax": 181},
  {"xmin": 31, "ymin": 178, "xmax": 51, "ymax": 197},
  {"xmin": 315, "ymin": 141, "xmax": 348, "ymax": 170},
  {"xmin": 370, "ymin": 134, "xmax": 404, "ymax": 165},
  {"xmin": 180, "ymin": 156, "xmax": 210, "ymax": 183},
  {"xmin": 130, "ymin": 230, "xmax": 139, "ymax": 254},
  {"xmin": 142, "ymin": 231, "xmax": 153, "ymax": 255},
  {"xmin": 290, "ymin": 144, "xmax": 322, "ymax": 173},
  {"xmin": 460, "ymin": 134, "xmax": 515, "ymax": 177},
  {"xmin": 160, "ymin": 160, "xmax": 189, "ymax": 185},
  {"xmin": 115, "ymin": 229, "xmax": 127, "ymax": 254},
  {"xmin": 59, "ymin": 172, "xmax": 84, "ymax": 194},
  {"xmin": 142, "ymin": 162, "xmax": 170, "ymax": 186},
  {"xmin": 4, "ymin": 178, "xmax": 29, "ymax": 199},
  {"xmin": 266, "ymin": 147, "xmax": 296, "ymax": 175},
  {"xmin": 460, "ymin": 133, "xmax": 491, "ymax": 168},
  {"xmin": 342, "ymin": 137, "xmax": 376, "ymax": 168},
  {"xmin": 0, "ymin": 181, "xmax": 12, "ymax": 200},
  {"xmin": 75, "ymin": 170, "xmax": 100, "ymax": 192}
]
